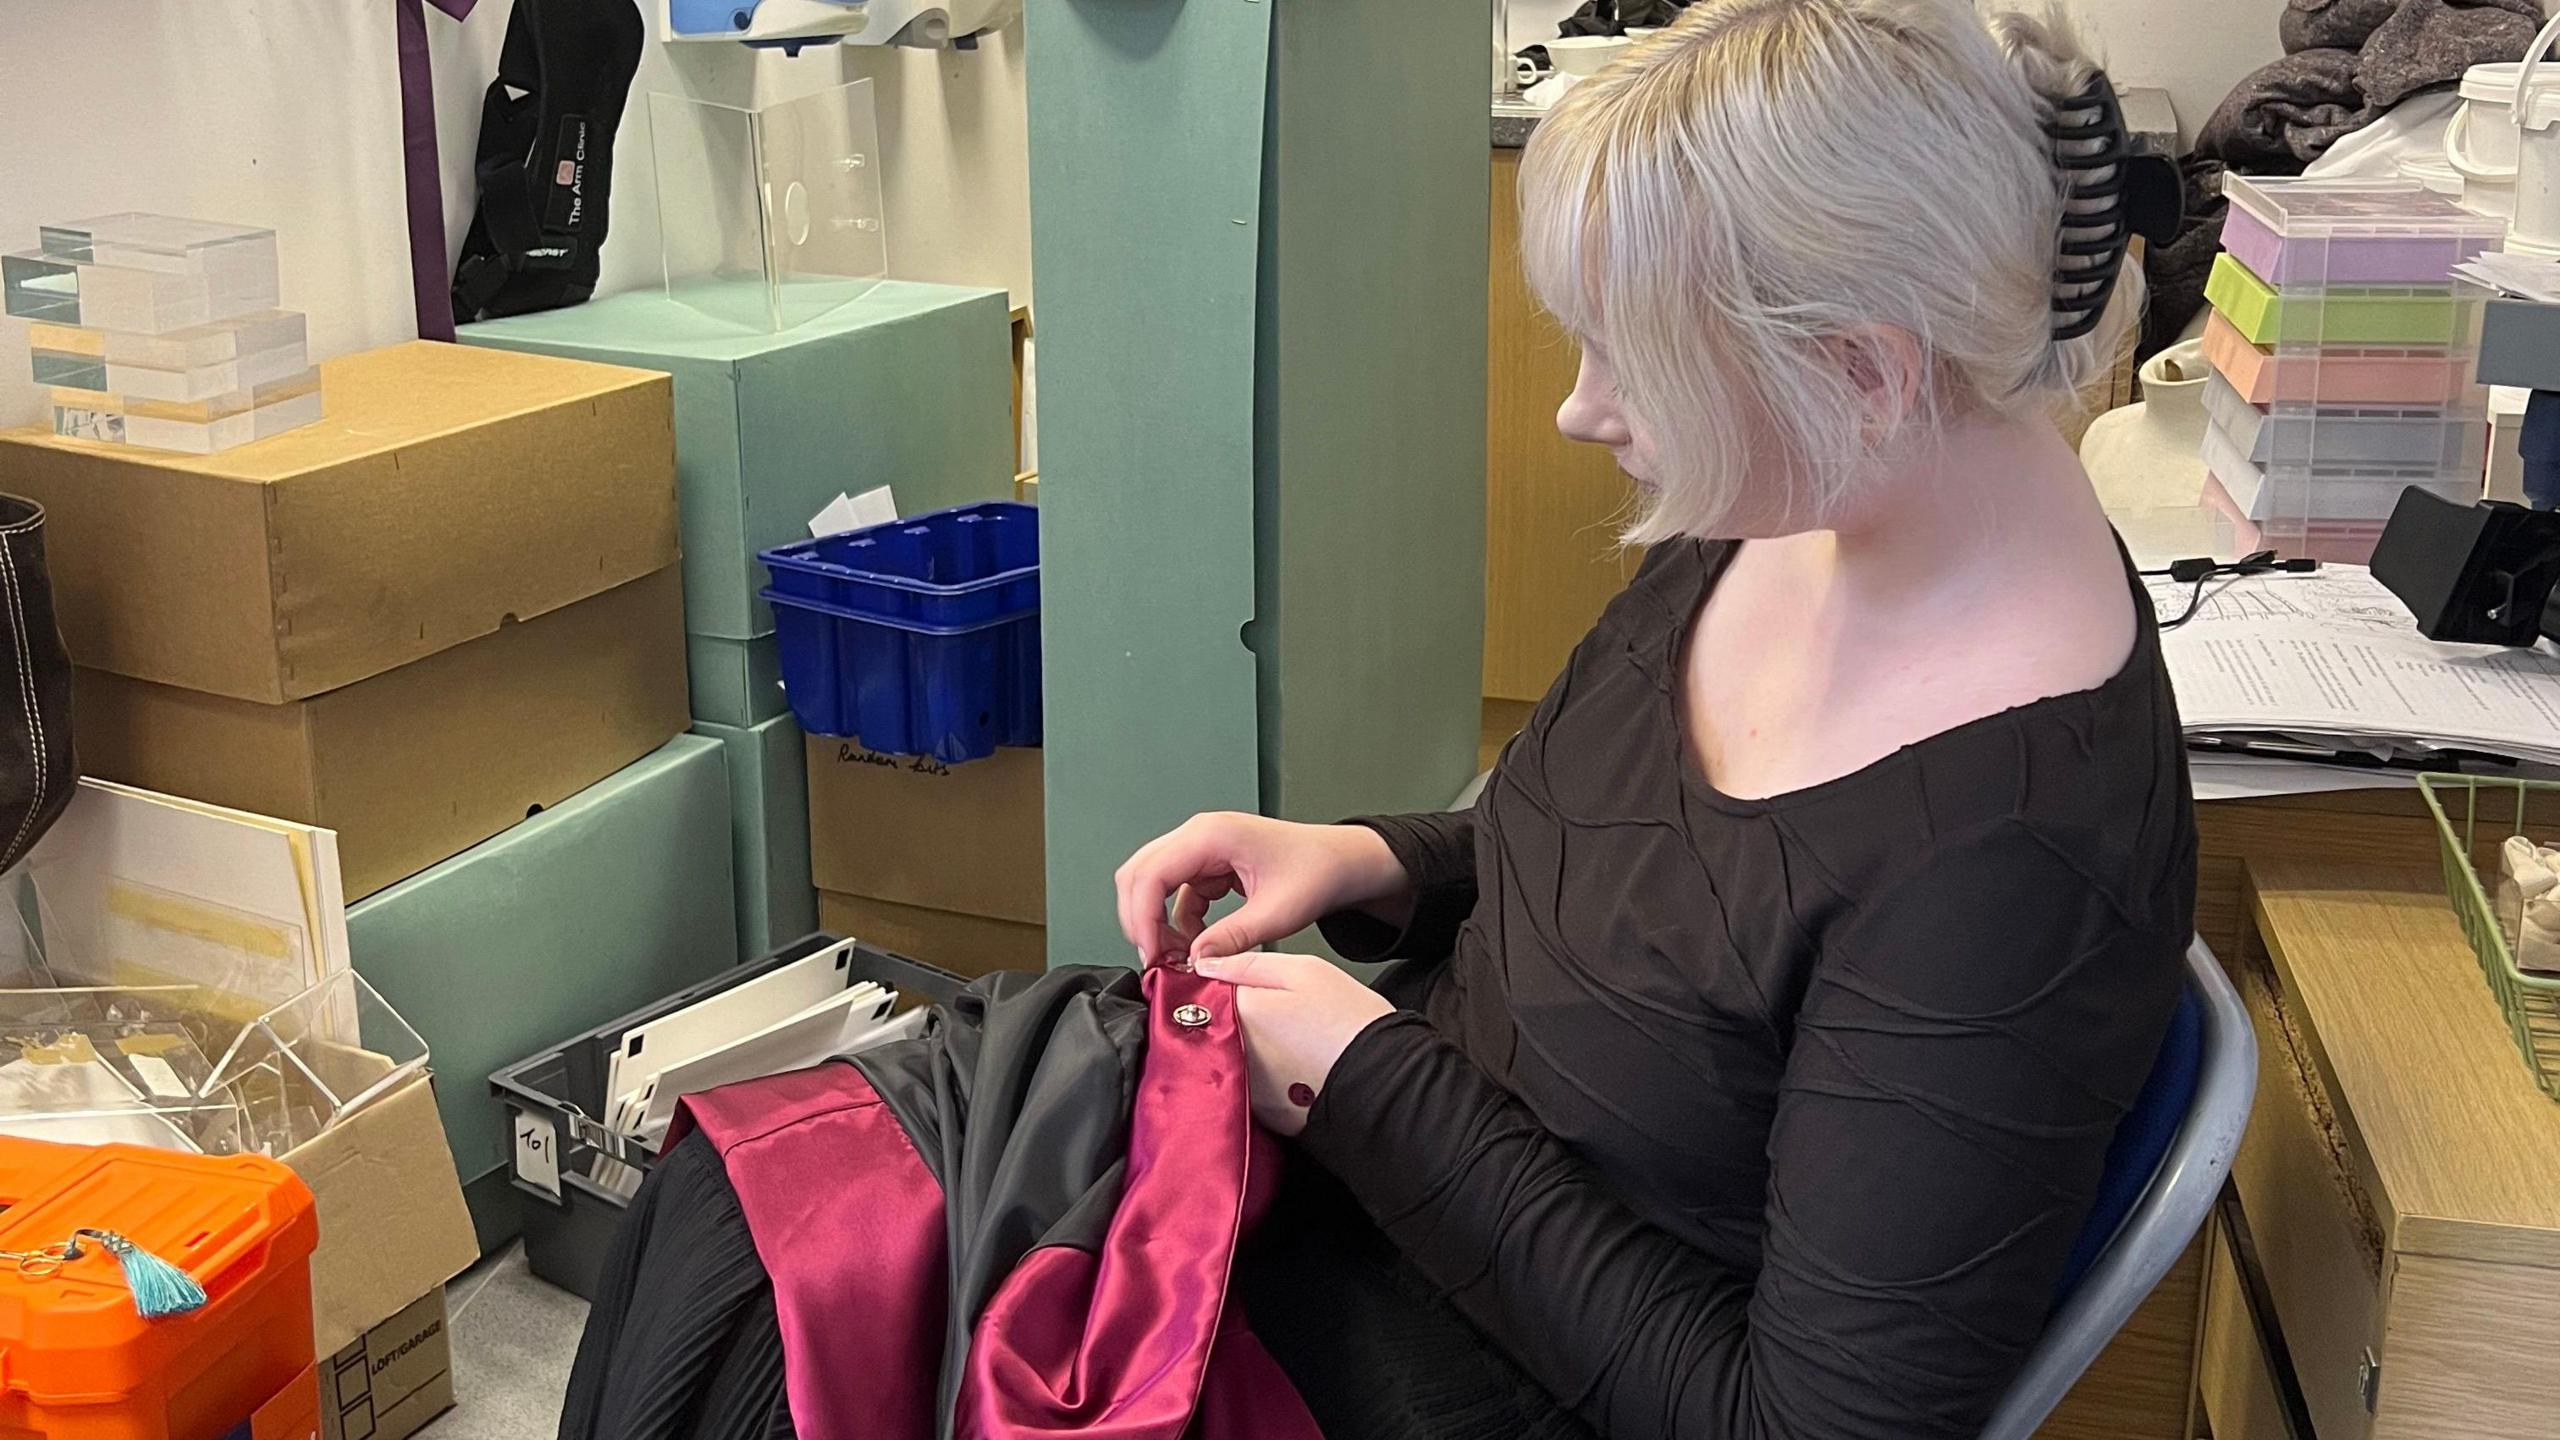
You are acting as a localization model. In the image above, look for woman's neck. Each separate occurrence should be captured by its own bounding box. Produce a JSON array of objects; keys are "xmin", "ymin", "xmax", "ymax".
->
[{"xmin": 1806, "ymin": 414, "xmax": 2109, "ymax": 610}]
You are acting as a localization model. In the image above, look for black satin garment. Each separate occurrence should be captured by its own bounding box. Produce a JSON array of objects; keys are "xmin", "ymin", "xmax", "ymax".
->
[{"xmin": 1267, "ymin": 539, "xmax": 2196, "ymax": 1440}]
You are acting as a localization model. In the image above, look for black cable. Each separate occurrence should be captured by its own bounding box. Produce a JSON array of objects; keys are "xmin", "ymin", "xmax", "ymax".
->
[{"xmin": 2148, "ymin": 551, "xmax": 2321, "ymax": 631}]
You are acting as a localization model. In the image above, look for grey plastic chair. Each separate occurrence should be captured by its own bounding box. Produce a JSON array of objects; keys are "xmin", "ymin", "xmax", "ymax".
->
[{"xmin": 1977, "ymin": 937, "xmax": 2257, "ymax": 1440}]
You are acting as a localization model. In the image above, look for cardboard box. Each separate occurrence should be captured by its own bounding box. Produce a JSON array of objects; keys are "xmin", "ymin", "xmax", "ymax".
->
[
  {"xmin": 693, "ymin": 713, "xmax": 817, "ymax": 961},
  {"xmin": 0, "ymin": 341, "xmax": 678, "ymax": 704},
  {"xmin": 688, "ymin": 631, "xmax": 789, "ymax": 730},
  {"xmin": 805, "ymin": 738, "xmax": 1042, "ymax": 925},
  {"xmin": 819, "ymin": 890, "xmax": 1045, "ymax": 978},
  {"xmin": 318, "ymin": 1291, "xmax": 455, "ymax": 1440},
  {"xmin": 462, "ymin": 282, "xmax": 1014, "ymax": 641},
  {"xmin": 281, "ymin": 1068, "xmax": 477, "ymax": 1440},
  {"xmin": 74, "ymin": 567, "xmax": 688, "ymax": 899},
  {"xmin": 350, "ymin": 734, "xmax": 738, "ymax": 1239},
  {"xmin": 286, "ymin": 1071, "xmax": 480, "ymax": 1357}
]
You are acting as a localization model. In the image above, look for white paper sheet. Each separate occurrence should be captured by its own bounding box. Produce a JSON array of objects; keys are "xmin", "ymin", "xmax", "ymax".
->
[
  {"xmin": 2151, "ymin": 566, "xmax": 2560, "ymax": 769},
  {"xmin": 808, "ymin": 485, "xmax": 898, "ymax": 539},
  {"xmin": 605, "ymin": 941, "xmax": 867, "ymax": 1117}
]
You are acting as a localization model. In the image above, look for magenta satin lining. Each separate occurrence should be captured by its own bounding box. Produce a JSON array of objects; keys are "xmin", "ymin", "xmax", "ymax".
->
[
  {"xmin": 677, "ymin": 1063, "xmax": 950, "ymax": 1440},
  {"xmin": 956, "ymin": 968, "xmax": 1321, "ymax": 1440},
  {"xmin": 675, "ymin": 970, "xmax": 1318, "ymax": 1440}
]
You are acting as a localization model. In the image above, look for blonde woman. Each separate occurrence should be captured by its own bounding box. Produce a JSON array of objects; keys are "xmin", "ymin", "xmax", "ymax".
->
[{"xmin": 1115, "ymin": 3, "xmax": 2195, "ymax": 1436}]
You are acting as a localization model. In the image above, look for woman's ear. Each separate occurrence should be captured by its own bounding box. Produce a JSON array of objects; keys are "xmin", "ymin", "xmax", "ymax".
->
[{"xmin": 1822, "ymin": 325, "xmax": 1925, "ymax": 444}]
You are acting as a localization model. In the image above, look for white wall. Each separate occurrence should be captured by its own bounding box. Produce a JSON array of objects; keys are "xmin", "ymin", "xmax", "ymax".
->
[
  {"xmin": 1503, "ymin": 0, "xmax": 2286, "ymax": 141},
  {"xmin": 0, "ymin": 1, "xmax": 1032, "ymax": 428}
]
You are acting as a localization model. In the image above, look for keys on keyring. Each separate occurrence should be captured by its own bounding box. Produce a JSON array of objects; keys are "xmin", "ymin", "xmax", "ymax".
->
[{"xmin": 0, "ymin": 1236, "xmax": 84, "ymax": 1278}]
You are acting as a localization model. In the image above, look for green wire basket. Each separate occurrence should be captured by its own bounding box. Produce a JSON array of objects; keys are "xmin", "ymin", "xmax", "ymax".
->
[{"xmin": 2417, "ymin": 773, "xmax": 2560, "ymax": 1102}]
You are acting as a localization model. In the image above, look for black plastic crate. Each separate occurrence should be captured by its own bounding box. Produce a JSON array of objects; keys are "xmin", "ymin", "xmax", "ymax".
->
[{"xmin": 489, "ymin": 933, "xmax": 964, "ymax": 1300}]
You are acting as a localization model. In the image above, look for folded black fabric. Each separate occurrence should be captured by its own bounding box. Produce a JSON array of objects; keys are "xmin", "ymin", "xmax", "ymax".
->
[{"xmin": 1554, "ymin": 0, "xmax": 1689, "ymax": 38}]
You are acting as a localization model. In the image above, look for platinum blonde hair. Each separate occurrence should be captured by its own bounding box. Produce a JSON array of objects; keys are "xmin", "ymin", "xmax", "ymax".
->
[{"xmin": 1520, "ymin": 0, "xmax": 2140, "ymax": 543}]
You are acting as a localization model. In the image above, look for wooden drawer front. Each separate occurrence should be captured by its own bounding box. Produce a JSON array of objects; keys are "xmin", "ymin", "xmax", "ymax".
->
[
  {"xmin": 2230, "ymin": 930, "xmax": 2387, "ymax": 1440},
  {"xmin": 2200, "ymin": 1211, "xmax": 2304, "ymax": 1440},
  {"xmin": 2372, "ymin": 1253, "xmax": 2560, "ymax": 1439}
]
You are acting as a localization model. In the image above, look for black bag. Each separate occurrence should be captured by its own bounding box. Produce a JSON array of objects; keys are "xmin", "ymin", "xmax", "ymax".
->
[
  {"xmin": 451, "ymin": 0, "xmax": 645, "ymax": 323},
  {"xmin": 0, "ymin": 496, "xmax": 77, "ymax": 874}
]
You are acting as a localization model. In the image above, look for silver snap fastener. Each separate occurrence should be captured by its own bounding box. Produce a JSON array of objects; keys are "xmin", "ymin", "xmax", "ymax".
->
[{"xmin": 1173, "ymin": 1004, "xmax": 1212, "ymax": 1029}]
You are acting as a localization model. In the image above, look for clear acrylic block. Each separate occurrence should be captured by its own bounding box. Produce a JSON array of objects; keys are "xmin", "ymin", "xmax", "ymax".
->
[
  {"xmin": 4, "ymin": 215, "xmax": 280, "ymax": 333},
  {"xmin": 32, "ymin": 311, "xmax": 309, "ymax": 403},
  {"xmin": 651, "ymin": 79, "xmax": 889, "ymax": 333},
  {"xmin": 52, "ymin": 368, "xmax": 322, "ymax": 454}
]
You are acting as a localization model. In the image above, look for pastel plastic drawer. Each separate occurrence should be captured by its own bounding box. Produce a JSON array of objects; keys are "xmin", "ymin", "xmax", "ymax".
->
[
  {"xmin": 2207, "ymin": 253, "xmax": 2470, "ymax": 348},
  {"xmin": 2220, "ymin": 176, "xmax": 2500, "ymax": 286},
  {"xmin": 2201, "ymin": 372, "xmax": 2484, "ymax": 475},
  {"xmin": 2204, "ymin": 311, "xmax": 2479, "ymax": 408},
  {"xmin": 2203, "ymin": 417, "xmax": 2480, "ymax": 522}
]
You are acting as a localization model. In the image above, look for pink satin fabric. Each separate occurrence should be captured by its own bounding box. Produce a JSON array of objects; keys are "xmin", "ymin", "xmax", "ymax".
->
[
  {"xmin": 673, "ymin": 1063, "xmax": 950, "ymax": 1440},
  {"xmin": 956, "ymin": 968, "xmax": 1323, "ymax": 1440}
]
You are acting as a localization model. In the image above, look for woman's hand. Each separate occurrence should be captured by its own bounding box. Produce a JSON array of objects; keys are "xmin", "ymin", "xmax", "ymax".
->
[
  {"xmin": 1115, "ymin": 813, "xmax": 1411, "ymax": 968},
  {"xmin": 1193, "ymin": 951, "xmax": 1394, "ymax": 1137}
]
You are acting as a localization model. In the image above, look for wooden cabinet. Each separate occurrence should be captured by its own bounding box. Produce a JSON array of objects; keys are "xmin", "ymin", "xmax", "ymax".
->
[
  {"xmin": 1483, "ymin": 148, "xmax": 1643, "ymax": 702},
  {"xmin": 2202, "ymin": 865, "xmax": 2560, "ymax": 1440}
]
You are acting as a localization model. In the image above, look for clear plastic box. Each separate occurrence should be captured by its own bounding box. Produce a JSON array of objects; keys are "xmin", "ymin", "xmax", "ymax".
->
[
  {"xmin": 0, "ymin": 970, "xmax": 424, "ymax": 1159},
  {"xmin": 2201, "ymin": 178, "xmax": 2498, "ymax": 560},
  {"xmin": 3, "ymin": 215, "xmax": 280, "ymax": 333},
  {"xmin": 31, "ymin": 311, "xmax": 309, "ymax": 403},
  {"xmin": 650, "ymin": 79, "xmax": 888, "ymax": 334},
  {"xmin": 52, "ymin": 369, "xmax": 321, "ymax": 454}
]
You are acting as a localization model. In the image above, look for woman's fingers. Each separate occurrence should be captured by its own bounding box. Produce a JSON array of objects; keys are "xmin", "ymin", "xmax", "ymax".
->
[
  {"xmin": 1116, "ymin": 820, "xmax": 1242, "ymax": 964},
  {"xmin": 1192, "ymin": 950, "xmax": 1301, "ymax": 990},
  {"xmin": 1169, "ymin": 874, "xmax": 1236, "ymax": 946}
]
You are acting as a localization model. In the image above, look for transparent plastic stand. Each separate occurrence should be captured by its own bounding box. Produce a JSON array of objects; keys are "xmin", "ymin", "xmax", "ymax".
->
[
  {"xmin": 651, "ymin": 78, "xmax": 889, "ymax": 334},
  {"xmin": 201, "ymin": 969, "xmax": 426, "ymax": 1157}
]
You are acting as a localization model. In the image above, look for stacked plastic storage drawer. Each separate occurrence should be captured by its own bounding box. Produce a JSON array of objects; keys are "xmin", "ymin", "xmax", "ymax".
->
[
  {"xmin": 2197, "ymin": 177, "xmax": 2500, "ymax": 564},
  {"xmin": 2, "ymin": 215, "xmax": 320, "ymax": 454}
]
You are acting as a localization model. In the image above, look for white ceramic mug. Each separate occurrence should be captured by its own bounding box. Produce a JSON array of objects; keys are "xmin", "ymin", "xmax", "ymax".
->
[{"xmin": 1545, "ymin": 35, "xmax": 1631, "ymax": 78}]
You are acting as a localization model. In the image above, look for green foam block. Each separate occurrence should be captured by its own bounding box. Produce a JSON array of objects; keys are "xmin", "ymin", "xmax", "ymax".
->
[
  {"xmin": 691, "ymin": 712, "xmax": 818, "ymax": 962},
  {"xmin": 688, "ymin": 631, "xmax": 789, "ymax": 730},
  {"xmin": 462, "ymin": 281, "xmax": 1017, "ymax": 641},
  {"xmin": 349, "ymin": 734, "xmax": 737, "ymax": 1243}
]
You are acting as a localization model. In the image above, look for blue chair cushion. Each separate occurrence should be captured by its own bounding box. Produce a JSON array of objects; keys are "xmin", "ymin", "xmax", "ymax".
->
[{"xmin": 2056, "ymin": 982, "xmax": 2203, "ymax": 1300}]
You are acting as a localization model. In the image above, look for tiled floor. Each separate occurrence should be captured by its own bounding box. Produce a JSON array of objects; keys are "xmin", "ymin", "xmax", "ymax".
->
[{"xmin": 421, "ymin": 1244, "xmax": 586, "ymax": 1438}]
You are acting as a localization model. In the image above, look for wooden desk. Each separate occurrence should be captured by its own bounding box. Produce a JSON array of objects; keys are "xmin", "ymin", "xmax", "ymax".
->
[{"xmin": 2201, "ymin": 863, "xmax": 2560, "ymax": 1440}]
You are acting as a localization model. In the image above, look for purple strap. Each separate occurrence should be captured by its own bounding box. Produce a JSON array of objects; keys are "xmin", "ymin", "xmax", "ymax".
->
[{"xmin": 396, "ymin": 0, "xmax": 477, "ymax": 342}]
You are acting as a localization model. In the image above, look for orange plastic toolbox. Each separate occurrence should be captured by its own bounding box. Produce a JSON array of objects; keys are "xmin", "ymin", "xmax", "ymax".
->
[{"xmin": 0, "ymin": 1137, "xmax": 319, "ymax": 1440}]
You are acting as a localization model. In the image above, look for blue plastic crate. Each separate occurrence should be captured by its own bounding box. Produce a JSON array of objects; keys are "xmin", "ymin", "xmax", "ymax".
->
[{"xmin": 760, "ymin": 502, "xmax": 1040, "ymax": 763}]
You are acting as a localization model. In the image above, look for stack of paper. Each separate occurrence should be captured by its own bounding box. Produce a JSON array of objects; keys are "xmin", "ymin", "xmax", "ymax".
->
[
  {"xmin": 604, "ymin": 938, "xmax": 924, "ymax": 1149},
  {"xmin": 0, "ymin": 778, "xmax": 367, "ymax": 1152},
  {"xmin": 2151, "ymin": 565, "xmax": 2560, "ymax": 796}
]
